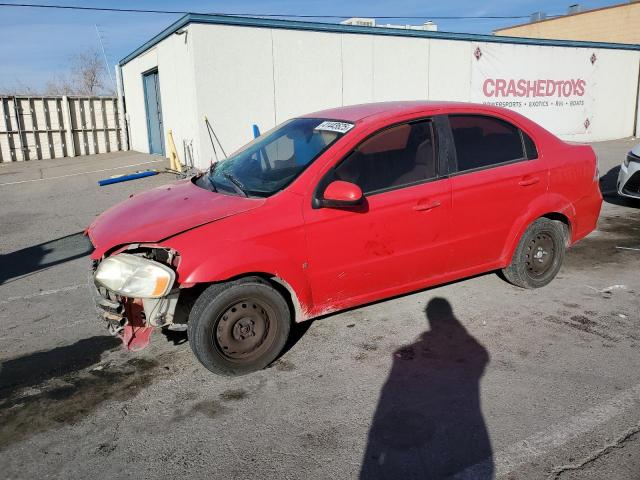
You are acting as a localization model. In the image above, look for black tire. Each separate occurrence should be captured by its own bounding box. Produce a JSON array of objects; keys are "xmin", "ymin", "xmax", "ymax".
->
[
  {"xmin": 501, "ymin": 218, "xmax": 566, "ymax": 289},
  {"xmin": 187, "ymin": 277, "xmax": 291, "ymax": 376}
]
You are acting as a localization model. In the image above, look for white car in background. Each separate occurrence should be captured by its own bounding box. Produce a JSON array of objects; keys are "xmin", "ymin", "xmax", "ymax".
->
[{"xmin": 618, "ymin": 143, "xmax": 640, "ymax": 199}]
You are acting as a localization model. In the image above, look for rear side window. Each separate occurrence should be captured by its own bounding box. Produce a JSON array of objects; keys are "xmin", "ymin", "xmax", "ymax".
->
[
  {"xmin": 335, "ymin": 120, "xmax": 436, "ymax": 194},
  {"xmin": 522, "ymin": 131, "xmax": 538, "ymax": 159},
  {"xmin": 449, "ymin": 115, "xmax": 525, "ymax": 172}
]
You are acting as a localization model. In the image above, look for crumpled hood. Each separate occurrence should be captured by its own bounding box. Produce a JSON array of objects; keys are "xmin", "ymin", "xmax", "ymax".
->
[{"xmin": 87, "ymin": 178, "xmax": 265, "ymax": 258}]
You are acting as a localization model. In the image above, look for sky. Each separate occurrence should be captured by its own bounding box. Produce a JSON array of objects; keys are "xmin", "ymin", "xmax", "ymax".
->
[{"xmin": 0, "ymin": 0, "xmax": 625, "ymax": 92}]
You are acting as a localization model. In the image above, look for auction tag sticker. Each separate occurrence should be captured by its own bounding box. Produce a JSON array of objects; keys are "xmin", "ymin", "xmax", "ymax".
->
[{"xmin": 315, "ymin": 121, "xmax": 354, "ymax": 134}]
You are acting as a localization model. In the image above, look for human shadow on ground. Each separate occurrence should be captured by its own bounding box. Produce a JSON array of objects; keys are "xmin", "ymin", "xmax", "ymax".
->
[
  {"xmin": 0, "ymin": 231, "xmax": 94, "ymax": 285},
  {"xmin": 360, "ymin": 297, "xmax": 493, "ymax": 479}
]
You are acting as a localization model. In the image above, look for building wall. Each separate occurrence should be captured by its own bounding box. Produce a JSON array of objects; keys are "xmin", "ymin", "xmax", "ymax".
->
[
  {"xmin": 469, "ymin": 42, "xmax": 640, "ymax": 141},
  {"xmin": 121, "ymin": 26, "xmax": 201, "ymax": 162},
  {"xmin": 122, "ymin": 22, "xmax": 640, "ymax": 169},
  {"xmin": 428, "ymin": 40, "xmax": 472, "ymax": 102},
  {"xmin": 272, "ymin": 29, "xmax": 343, "ymax": 122},
  {"xmin": 495, "ymin": 2, "xmax": 640, "ymax": 44}
]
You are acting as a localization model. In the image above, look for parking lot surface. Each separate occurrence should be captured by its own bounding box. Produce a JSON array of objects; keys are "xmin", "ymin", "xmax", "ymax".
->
[{"xmin": 1, "ymin": 141, "xmax": 639, "ymax": 479}]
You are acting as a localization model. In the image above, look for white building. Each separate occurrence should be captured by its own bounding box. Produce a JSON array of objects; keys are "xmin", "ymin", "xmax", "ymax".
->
[{"xmin": 118, "ymin": 13, "xmax": 640, "ymax": 169}]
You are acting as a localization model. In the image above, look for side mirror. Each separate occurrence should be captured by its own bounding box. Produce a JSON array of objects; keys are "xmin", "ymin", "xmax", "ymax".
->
[{"xmin": 321, "ymin": 180, "xmax": 364, "ymax": 208}]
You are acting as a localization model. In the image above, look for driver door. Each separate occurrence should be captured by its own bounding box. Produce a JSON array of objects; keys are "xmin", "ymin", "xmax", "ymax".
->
[{"xmin": 302, "ymin": 119, "xmax": 452, "ymax": 309}]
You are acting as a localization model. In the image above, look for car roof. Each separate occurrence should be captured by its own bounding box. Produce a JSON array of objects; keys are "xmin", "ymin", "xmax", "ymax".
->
[
  {"xmin": 299, "ymin": 101, "xmax": 555, "ymax": 142},
  {"xmin": 301, "ymin": 101, "xmax": 488, "ymax": 123}
]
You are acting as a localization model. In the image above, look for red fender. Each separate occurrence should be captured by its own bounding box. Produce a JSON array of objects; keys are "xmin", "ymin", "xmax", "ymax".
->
[
  {"xmin": 166, "ymin": 237, "xmax": 314, "ymax": 322},
  {"xmin": 500, "ymin": 192, "xmax": 576, "ymax": 266}
]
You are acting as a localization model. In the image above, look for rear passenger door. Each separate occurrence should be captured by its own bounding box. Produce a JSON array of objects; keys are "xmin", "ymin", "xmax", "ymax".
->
[{"xmin": 447, "ymin": 114, "xmax": 546, "ymax": 273}]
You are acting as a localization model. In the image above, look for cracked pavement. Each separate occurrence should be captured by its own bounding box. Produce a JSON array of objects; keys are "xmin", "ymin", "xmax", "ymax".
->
[
  {"xmin": 1, "ymin": 141, "xmax": 639, "ymax": 479},
  {"xmin": 548, "ymin": 426, "xmax": 640, "ymax": 480}
]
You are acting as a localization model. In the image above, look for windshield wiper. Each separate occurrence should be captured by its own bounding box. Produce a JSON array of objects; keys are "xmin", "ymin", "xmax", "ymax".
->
[
  {"xmin": 202, "ymin": 161, "xmax": 221, "ymax": 192},
  {"xmin": 223, "ymin": 172, "xmax": 248, "ymax": 197},
  {"xmin": 203, "ymin": 173, "xmax": 217, "ymax": 192}
]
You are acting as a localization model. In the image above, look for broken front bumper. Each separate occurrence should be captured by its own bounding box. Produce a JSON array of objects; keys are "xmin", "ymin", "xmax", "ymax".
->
[{"xmin": 89, "ymin": 261, "xmax": 181, "ymax": 351}]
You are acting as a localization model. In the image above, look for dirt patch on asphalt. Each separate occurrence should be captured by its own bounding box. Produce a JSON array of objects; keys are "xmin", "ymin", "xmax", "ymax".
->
[
  {"xmin": 192, "ymin": 400, "xmax": 228, "ymax": 419},
  {"xmin": 0, "ymin": 347, "xmax": 180, "ymax": 450},
  {"xmin": 220, "ymin": 388, "xmax": 247, "ymax": 401},
  {"xmin": 272, "ymin": 359, "xmax": 296, "ymax": 371},
  {"xmin": 0, "ymin": 336, "xmax": 121, "ymax": 397},
  {"xmin": 565, "ymin": 210, "xmax": 640, "ymax": 270},
  {"xmin": 172, "ymin": 398, "xmax": 230, "ymax": 422},
  {"xmin": 544, "ymin": 314, "xmax": 619, "ymax": 342},
  {"xmin": 360, "ymin": 342, "xmax": 379, "ymax": 352}
]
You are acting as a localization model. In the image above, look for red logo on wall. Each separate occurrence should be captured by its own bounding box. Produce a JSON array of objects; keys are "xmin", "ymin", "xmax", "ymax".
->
[{"xmin": 482, "ymin": 78, "xmax": 586, "ymax": 97}]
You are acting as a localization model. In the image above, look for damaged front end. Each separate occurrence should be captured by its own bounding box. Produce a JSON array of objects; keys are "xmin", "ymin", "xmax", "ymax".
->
[{"xmin": 90, "ymin": 247, "xmax": 189, "ymax": 351}]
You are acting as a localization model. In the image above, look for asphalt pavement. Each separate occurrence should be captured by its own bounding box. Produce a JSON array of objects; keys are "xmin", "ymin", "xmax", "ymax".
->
[{"xmin": 0, "ymin": 140, "xmax": 639, "ymax": 479}]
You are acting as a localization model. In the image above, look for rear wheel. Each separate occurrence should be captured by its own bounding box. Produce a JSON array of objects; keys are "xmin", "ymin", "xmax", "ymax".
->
[
  {"xmin": 502, "ymin": 218, "xmax": 566, "ymax": 289},
  {"xmin": 188, "ymin": 277, "xmax": 291, "ymax": 376}
]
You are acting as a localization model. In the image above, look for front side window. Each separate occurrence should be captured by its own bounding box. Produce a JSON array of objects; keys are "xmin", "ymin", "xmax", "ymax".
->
[
  {"xmin": 449, "ymin": 115, "xmax": 525, "ymax": 172},
  {"xmin": 334, "ymin": 120, "xmax": 436, "ymax": 194},
  {"xmin": 198, "ymin": 118, "xmax": 349, "ymax": 197}
]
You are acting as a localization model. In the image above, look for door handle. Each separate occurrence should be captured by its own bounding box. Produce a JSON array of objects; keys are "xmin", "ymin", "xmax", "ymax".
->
[
  {"xmin": 413, "ymin": 200, "xmax": 441, "ymax": 211},
  {"xmin": 518, "ymin": 176, "xmax": 540, "ymax": 187}
]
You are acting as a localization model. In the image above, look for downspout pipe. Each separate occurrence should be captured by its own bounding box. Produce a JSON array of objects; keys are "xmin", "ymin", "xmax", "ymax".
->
[{"xmin": 115, "ymin": 64, "xmax": 130, "ymax": 150}]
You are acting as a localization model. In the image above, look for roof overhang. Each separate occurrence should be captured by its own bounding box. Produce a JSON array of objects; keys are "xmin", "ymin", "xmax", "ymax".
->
[{"xmin": 119, "ymin": 12, "xmax": 640, "ymax": 67}]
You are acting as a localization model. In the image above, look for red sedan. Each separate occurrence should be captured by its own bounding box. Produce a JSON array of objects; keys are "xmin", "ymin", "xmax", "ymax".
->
[{"xmin": 87, "ymin": 101, "xmax": 602, "ymax": 375}]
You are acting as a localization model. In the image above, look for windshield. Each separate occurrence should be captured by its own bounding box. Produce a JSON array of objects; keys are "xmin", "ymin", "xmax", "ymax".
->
[{"xmin": 197, "ymin": 118, "xmax": 352, "ymax": 197}]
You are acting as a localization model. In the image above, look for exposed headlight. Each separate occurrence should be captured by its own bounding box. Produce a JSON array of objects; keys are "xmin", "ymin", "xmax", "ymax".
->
[{"xmin": 95, "ymin": 253, "xmax": 175, "ymax": 298}]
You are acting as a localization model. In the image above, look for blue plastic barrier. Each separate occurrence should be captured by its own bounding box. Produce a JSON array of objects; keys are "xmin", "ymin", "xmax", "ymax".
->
[{"xmin": 98, "ymin": 170, "xmax": 158, "ymax": 186}]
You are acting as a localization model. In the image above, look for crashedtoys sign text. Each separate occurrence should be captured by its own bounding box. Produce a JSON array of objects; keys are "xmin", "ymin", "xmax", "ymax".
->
[
  {"xmin": 470, "ymin": 42, "xmax": 597, "ymax": 136},
  {"xmin": 482, "ymin": 78, "xmax": 586, "ymax": 98}
]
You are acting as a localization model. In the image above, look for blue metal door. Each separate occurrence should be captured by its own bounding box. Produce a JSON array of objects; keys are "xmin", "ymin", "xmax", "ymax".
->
[{"xmin": 143, "ymin": 70, "xmax": 164, "ymax": 155}]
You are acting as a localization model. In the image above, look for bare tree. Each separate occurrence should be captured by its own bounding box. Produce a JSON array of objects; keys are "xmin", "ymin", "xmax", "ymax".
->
[
  {"xmin": 16, "ymin": 47, "xmax": 116, "ymax": 96},
  {"xmin": 0, "ymin": 79, "xmax": 38, "ymax": 96},
  {"xmin": 44, "ymin": 75, "xmax": 75, "ymax": 96},
  {"xmin": 69, "ymin": 49, "xmax": 114, "ymax": 95}
]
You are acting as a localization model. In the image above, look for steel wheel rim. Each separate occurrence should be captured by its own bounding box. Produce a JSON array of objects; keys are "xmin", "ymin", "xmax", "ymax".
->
[
  {"xmin": 214, "ymin": 298, "xmax": 276, "ymax": 361},
  {"xmin": 525, "ymin": 232, "xmax": 555, "ymax": 277}
]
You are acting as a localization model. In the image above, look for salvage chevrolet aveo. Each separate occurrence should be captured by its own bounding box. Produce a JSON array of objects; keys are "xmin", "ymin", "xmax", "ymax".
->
[{"xmin": 87, "ymin": 101, "xmax": 602, "ymax": 376}]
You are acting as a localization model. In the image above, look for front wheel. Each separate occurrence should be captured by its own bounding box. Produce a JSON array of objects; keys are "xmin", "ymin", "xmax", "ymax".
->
[
  {"xmin": 502, "ymin": 218, "xmax": 566, "ymax": 289},
  {"xmin": 188, "ymin": 277, "xmax": 291, "ymax": 376}
]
